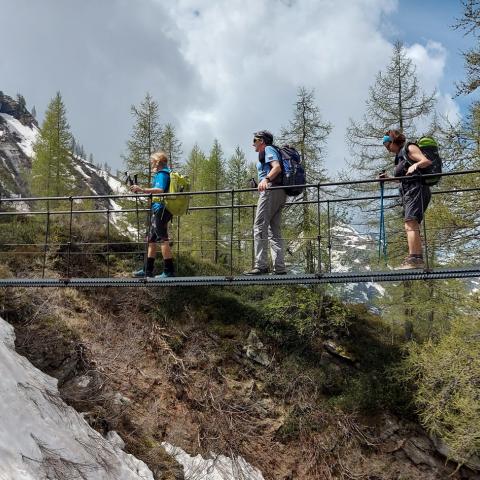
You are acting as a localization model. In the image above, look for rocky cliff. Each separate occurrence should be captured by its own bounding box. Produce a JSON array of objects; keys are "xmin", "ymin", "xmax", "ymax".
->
[{"xmin": 0, "ymin": 92, "xmax": 124, "ymax": 205}]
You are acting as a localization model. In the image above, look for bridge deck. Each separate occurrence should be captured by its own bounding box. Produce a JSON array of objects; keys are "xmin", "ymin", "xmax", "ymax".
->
[{"xmin": 1, "ymin": 266, "xmax": 479, "ymax": 287}]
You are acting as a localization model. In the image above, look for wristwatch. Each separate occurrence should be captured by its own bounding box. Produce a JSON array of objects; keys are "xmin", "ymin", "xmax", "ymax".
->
[{"xmin": 265, "ymin": 176, "xmax": 271, "ymax": 182}]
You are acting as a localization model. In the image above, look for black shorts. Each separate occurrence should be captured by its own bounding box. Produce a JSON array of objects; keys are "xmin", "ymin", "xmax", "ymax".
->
[
  {"xmin": 148, "ymin": 206, "xmax": 172, "ymax": 243},
  {"xmin": 400, "ymin": 181, "xmax": 431, "ymax": 223}
]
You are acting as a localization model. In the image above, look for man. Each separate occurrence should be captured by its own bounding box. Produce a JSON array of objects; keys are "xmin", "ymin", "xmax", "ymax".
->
[
  {"xmin": 131, "ymin": 151, "xmax": 175, "ymax": 278},
  {"xmin": 244, "ymin": 130, "xmax": 287, "ymax": 275}
]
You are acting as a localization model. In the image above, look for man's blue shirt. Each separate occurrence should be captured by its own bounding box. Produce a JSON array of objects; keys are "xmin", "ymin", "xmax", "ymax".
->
[
  {"xmin": 152, "ymin": 166, "xmax": 171, "ymax": 212},
  {"xmin": 257, "ymin": 146, "xmax": 280, "ymax": 181}
]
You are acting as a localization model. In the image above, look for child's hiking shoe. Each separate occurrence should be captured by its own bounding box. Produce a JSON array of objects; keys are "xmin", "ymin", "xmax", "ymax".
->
[
  {"xmin": 396, "ymin": 256, "xmax": 425, "ymax": 270},
  {"xmin": 155, "ymin": 271, "xmax": 175, "ymax": 278},
  {"xmin": 243, "ymin": 267, "xmax": 269, "ymax": 275},
  {"xmin": 132, "ymin": 269, "xmax": 154, "ymax": 278}
]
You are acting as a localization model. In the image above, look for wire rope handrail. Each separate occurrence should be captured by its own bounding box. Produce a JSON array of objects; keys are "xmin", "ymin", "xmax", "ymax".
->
[{"xmin": 0, "ymin": 169, "xmax": 479, "ymax": 284}]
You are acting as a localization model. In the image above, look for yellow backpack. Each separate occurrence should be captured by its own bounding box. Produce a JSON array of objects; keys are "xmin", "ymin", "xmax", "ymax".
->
[{"xmin": 163, "ymin": 171, "xmax": 191, "ymax": 216}]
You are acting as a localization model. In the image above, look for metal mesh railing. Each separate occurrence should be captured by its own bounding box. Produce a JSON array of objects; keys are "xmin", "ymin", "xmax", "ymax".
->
[{"xmin": 0, "ymin": 170, "xmax": 479, "ymax": 285}]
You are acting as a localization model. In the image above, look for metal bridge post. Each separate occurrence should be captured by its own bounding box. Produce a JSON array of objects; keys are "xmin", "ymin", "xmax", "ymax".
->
[
  {"xmin": 422, "ymin": 192, "xmax": 430, "ymax": 270},
  {"xmin": 67, "ymin": 197, "xmax": 73, "ymax": 278},
  {"xmin": 143, "ymin": 194, "xmax": 152, "ymax": 274},
  {"xmin": 42, "ymin": 202, "xmax": 51, "ymax": 279},
  {"xmin": 135, "ymin": 195, "xmax": 141, "ymax": 260},
  {"xmin": 316, "ymin": 184, "xmax": 322, "ymax": 274},
  {"xmin": 106, "ymin": 204, "xmax": 111, "ymax": 277},
  {"xmin": 251, "ymin": 206, "xmax": 255, "ymax": 269},
  {"xmin": 230, "ymin": 189, "xmax": 235, "ymax": 275},
  {"xmin": 176, "ymin": 216, "xmax": 181, "ymax": 266},
  {"xmin": 327, "ymin": 200, "xmax": 332, "ymax": 273}
]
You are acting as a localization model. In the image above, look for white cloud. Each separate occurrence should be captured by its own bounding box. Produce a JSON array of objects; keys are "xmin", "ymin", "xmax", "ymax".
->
[
  {"xmin": 406, "ymin": 41, "xmax": 448, "ymax": 93},
  {"xmin": 0, "ymin": 0, "xmax": 462, "ymax": 176},
  {"xmin": 405, "ymin": 41, "xmax": 461, "ymax": 126},
  {"xmin": 161, "ymin": 0, "xmax": 399, "ymax": 170}
]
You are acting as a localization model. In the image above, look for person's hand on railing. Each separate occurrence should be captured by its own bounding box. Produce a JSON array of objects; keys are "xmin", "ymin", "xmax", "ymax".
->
[
  {"xmin": 129, "ymin": 185, "xmax": 143, "ymax": 193},
  {"xmin": 378, "ymin": 169, "xmax": 388, "ymax": 181}
]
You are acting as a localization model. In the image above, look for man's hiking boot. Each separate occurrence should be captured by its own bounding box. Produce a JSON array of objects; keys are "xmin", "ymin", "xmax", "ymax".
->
[
  {"xmin": 155, "ymin": 271, "xmax": 175, "ymax": 278},
  {"xmin": 132, "ymin": 269, "xmax": 154, "ymax": 278},
  {"xmin": 272, "ymin": 270, "xmax": 287, "ymax": 275},
  {"xmin": 396, "ymin": 256, "xmax": 425, "ymax": 270},
  {"xmin": 243, "ymin": 267, "xmax": 269, "ymax": 275}
]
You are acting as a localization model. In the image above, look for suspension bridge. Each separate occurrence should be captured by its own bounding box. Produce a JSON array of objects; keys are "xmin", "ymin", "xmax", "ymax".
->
[{"xmin": 0, "ymin": 171, "xmax": 479, "ymax": 288}]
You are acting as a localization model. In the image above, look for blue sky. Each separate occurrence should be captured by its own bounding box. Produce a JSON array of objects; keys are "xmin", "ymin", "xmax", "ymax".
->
[
  {"xmin": 396, "ymin": 0, "xmax": 476, "ymax": 112},
  {"xmin": 0, "ymin": 0, "xmax": 477, "ymax": 176}
]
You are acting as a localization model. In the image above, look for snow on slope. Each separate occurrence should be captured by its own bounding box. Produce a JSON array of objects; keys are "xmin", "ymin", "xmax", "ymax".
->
[
  {"xmin": 162, "ymin": 443, "xmax": 265, "ymax": 480},
  {"xmin": 0, "ymin": 113, "xmax": 38, "ymax": 158},
  {"xmin": 0, "ymin": 317, "xmax": 154, "ymax": 480}
]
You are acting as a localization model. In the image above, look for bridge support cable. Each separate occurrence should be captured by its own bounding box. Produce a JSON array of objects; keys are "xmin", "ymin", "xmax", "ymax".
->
[{"xmin": 0, "ymin": 266, "xmax": 479, "ymax": 288}]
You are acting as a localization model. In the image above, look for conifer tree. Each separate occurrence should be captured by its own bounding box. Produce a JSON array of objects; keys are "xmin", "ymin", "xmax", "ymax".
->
[
  {"xmin": 226, "ymin": 146, "xmax": 255, "ymax": 265},
  {"xmin": 426, "ymin": 102, "xmax": 480, "ymax": 266},
  {"xmin": 280, "ymin": 86, "xmax": 331, "ymax": 184},
  {"xmin": 123, "ymin": 93, "xmax": 162, "ymax": 184},
  {"xmin": 160, "ymin": 123, "xmax": 183, "ymax": 170},
  {"xmin": 181, "ymin": 144, "xmax": 208, "ymax": 258},
  {"xmin": 226, "ymin": 146, "xmax": 248, "ymax": 191},
  {"xmin": 454, "ymin": 0, "xmax": 480, "ymax": 95},
  {"xmin": 30, "ymin": 92, "xmax": 75, "ymax": 198},
  {"xmin": 196, "ymin": 140, "xmax": 226, "ymax": 263},
  {"xmin": 184, "ymin": 143, "xmax": 206, "ymax": 191},
  {"xmin": 346, "ymin": 41, "xmax": 436, "ymax": 180},
  {"xmin": 280, "ymin": 86, "xmax": 332, "ymax": 272},
  {"xmin": 16, "ymin": 94, "xmax": 26, "ymax": 113}
]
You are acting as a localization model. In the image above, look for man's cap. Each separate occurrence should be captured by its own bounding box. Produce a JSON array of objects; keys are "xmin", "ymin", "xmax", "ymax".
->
[{"xmin": 253, "ymin": 130, "xmax": 274, "ymax": 144}]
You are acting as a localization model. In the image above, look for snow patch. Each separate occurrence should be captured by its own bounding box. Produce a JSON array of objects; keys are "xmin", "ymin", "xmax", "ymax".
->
[
  {"xmin": 162, "ymin": 443, "xmax": 265, "ymax": 480},
  {"xmin": 0, "ymin": 113, "xmax": 38, "ymax": 158},
  {"xmin": 0, "ymin": 316, "xmax": 154, "ymax": 480}
]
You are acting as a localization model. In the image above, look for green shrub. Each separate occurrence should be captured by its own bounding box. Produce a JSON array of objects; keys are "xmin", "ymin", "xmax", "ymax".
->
[
  {"xmin": 263, "ymin": 286, "xmax": 350, "ymax": 341},
  {"xmin": 403, "ymin": 314, "xmax": 480, "ymax": 465}
]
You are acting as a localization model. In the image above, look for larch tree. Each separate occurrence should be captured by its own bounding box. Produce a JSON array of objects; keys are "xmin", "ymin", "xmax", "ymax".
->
[
  {"xmin": 454, "ymin": 0, "xmax": 480, "ymax": 95},
  {"xmin": 183, "ymin": 143, "xmax": 206, "ymax": 191},
  {"xmin": 181, "ymin": 144, "xmax": 208, "ymax": 258},
  {"xmin": 123, "ymin": 93, "xmax": 162, "ymax": 185},
  {"xmin": 195, "ymin": 140, "xmax": 226, "ymax": 263},
  {"xmin": 30, "ymin": 92, "xmax": 75, "ymax": 199},
  {"xmin": 160, "ymin": 123, "xmax": 183, "ymax": 170},
  {"xmin": 346, "ymin": 41, "xmax": 436, "ymax": 180},
  {"xmin": 345, "ymin": 42, "xmax": 436, "ymax": 339},
  {"xmin": 280, "ymin": 86, "xmax": 332, "ymax": 273},
  {"xmin": 226, "ymin": 146, "xmax": 255, "ymax": 266}
]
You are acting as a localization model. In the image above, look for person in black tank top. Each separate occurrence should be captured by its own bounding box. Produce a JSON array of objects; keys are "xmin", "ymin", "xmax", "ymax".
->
[{"xmin": 380, "ymin": 129, "xmax": 432, "ymax": 269}]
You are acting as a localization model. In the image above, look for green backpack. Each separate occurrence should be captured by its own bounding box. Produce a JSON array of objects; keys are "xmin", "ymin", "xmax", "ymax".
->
[
  {"xmin": 163, "ymin": 171, "xmax": 191, "ymax": 216},
  {"xmin": 400, "ymin": 136, "xmax": 443, "ymax": 186}
]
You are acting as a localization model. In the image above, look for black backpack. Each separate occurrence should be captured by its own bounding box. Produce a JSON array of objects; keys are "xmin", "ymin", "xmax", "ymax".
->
[
  {"xmin": 273, "ymin": 145, "xmax": 306, "ymax": 197},
  {"xmin": 398, "ymin": 136, "xmax": 443, "ymax": 185}
]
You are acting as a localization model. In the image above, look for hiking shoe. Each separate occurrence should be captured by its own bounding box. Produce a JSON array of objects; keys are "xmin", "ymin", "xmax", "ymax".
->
[
  {"xmin": 396, "ymin": 257, "xmax": 425, "ymax": 270},
  {"xmin": 133, "ymin": 269, "xmax": 154, "ymax": 278},
  {"xmin": 155, "ymin": 271, "xmax": 175, "ymax": 278},
  {"xmin": 243, "ymin": 267, "xmax": 269, "ymax": 275},
  {"xmin": 272, "ymin": 270, "xmax": 287, "ymax": 275}
]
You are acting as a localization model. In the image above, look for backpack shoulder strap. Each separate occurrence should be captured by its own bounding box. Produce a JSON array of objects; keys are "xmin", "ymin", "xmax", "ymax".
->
[
  {"xmin": 270, "ymin": 145, "xmax": 284, "ymax": 171},
  {"xmin": 400, "ymin": 142, "xmax": 417, "ymax": 165}
]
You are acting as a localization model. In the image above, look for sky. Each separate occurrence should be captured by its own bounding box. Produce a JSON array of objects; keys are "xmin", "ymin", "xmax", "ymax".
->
[{"xmin": 1, "ymin": 0, "xmax": 477, "ymax": 177}]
